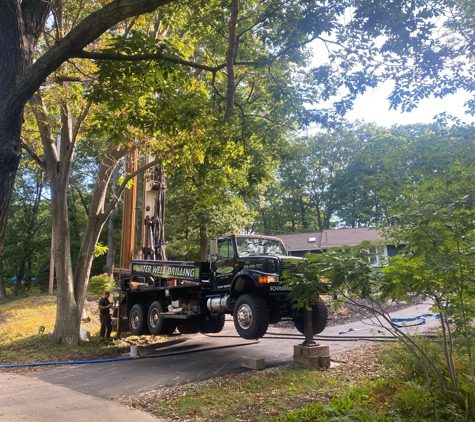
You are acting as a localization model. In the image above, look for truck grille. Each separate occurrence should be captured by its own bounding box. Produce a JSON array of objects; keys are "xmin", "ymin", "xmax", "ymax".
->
[{"xmin": 280, "ymin": 260, "xmax": 299, "ymax": 276}]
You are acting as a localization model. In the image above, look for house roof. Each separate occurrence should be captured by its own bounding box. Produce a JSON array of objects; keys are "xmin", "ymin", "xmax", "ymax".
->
[{"xmin": 276, "ymin": 227, "xmax": 383, "ymax": 251}]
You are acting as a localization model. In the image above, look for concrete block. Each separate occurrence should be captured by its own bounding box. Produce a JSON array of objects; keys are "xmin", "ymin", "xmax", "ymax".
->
[
  {"xmin": 294, "ymin": 344, "xmax": 329, "ymax": 358},
  {"xmin": 319, "ymin": 355, "xmax": 331, "ymax": 368},
  {"xmin": 130, "ymin": 345, "xmax": 141, "ymax": 358},
  {"xmin": 293, "ymin": 355, "xmax": 320, "ymax": 368},
  {"xmin": 241, "ymin": 356, "xmax": 265, "ymax": 370},
  {"xmin": 302, "ymin": 344, "xmax": 329, "ymax": 358}
]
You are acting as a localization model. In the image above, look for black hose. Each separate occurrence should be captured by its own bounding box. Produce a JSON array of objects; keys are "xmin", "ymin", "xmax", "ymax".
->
[
  {"xmin": 139, "ymin": 340, "xmax": 260, "ymax": 358},
  {"xmin": 0, "ymin": 356, "xmax": 134, "ymax": 369}
]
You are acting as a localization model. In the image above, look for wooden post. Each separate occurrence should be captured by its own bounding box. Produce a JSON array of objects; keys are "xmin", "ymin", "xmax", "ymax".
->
[
  {"xmin": 120, "ymin": 150, "xmax": 138, "ymax": 269},
  {"xmin": 301, "ymin": 308, "xmax": 317, "ymax": 346}
]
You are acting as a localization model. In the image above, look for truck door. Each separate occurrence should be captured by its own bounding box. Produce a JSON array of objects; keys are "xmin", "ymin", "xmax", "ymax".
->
[{"xmin": 211, "ymin": 238, "xmax": 236, "ymax": 291}]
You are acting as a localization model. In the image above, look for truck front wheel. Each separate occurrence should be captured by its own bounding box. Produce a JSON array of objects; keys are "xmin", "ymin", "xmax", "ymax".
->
[
  {"xmin": 148, "ymin": 301, "xmax": 176, "ymax": 335},
  {"xmin": 233, "ymin": 294, "xmax": 269, "ymax": 339},
  {"xmin": 129, "ymin": 304, "xmax": 147, "ymax": 335},
  {"xmin": 293, "ymin": 298, "xmax": 328, "ymax": 335}
]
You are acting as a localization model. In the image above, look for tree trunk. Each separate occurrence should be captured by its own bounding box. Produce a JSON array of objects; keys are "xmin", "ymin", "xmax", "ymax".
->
[
  {"xmin": 299, "ymin": 195, "xmax": 308, "ymax": 230},
  {"xmin": 71, "ymin": 146, "xmax": 128, "ymax": 338},
  {"xmin": 0, "ymin": 3, "xmax": 23, "ymax": 263},
  {"xmin": 0, "ymin": 0, "xmax": 50, "ymax": 296},
  {"xmin": 49, "ymin": 148, "xmax": 78, "ymax": 344},
  {"xmin": 32, "ymin": 88, "xmax": 135, "ymax": 346},
  {"xmin": 0, "ymin": 108, "xmax": 23, "ymax": 283},
  {"xmin": 51, "ymin": 143, "xmax": 129, "ymax": 345},
  {"xmin": 199, "ymin": 222, "xmax": 208, "ymax": 262},
  {"xmin": 48, "ymin": 234, "xmax": 55, "ymax": 295},
  {"xmin": 0, "ymin": 258, "xmax": 7, "ymax": 299},
  {"xmin": 14, "ymin": 259, "xmax": 26, "ymax": 295},
  {"xmin": 106, "ymin": 167, "xmax": 119, "ymax": 276},
  {"xmin": 27, "ymin": 257, "xmax": 33, "ymax": 291}
]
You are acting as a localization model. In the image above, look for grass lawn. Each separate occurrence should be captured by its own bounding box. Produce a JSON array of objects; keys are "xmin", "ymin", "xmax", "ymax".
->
[{"xmin": 0, "ymin": 294, "xmax": 164, "ymax": 367}]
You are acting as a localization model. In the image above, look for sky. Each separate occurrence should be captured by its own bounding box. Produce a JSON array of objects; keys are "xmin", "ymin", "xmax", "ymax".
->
[{"xmin": 345, "ymin": 81, "xmax": 475, "ymax": 127}]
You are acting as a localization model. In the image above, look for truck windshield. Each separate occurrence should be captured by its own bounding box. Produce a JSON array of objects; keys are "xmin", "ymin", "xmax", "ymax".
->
[{"xmin": 236, "ymin": 237, "xmax": 287, "ymax": 256}]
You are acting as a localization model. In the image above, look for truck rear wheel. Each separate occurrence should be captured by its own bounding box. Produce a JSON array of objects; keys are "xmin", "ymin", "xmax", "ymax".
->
[
  {"xmin": 148, "ymin": 301, "xmax": 176, "ymax": 335},
  {"xmin": 293, "ymin": 298, "xmax": 328, "ymax": 335},
  {"xmin": 233, "ymin": 294, "xmax": 269, "ymax": 339},
  {"xmin": 129, "ymin": 304, "xmax": 147, "ymax": 335},
  {"xmin": 177, "ymin": 325, "xmax": 200, "ymax": 334},
  {"xmin": 199, "ymin": 314, "xmax": 226, "ymax": 334}
]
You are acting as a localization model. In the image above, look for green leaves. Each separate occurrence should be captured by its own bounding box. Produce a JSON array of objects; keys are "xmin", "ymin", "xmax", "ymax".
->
[
  {"xmin": 382, "ymin": 159, "xmax": 475, "ymax": 305},
  {"xmin": 282, "ymin": 241, "xmax": 382, "ymax": 310}
]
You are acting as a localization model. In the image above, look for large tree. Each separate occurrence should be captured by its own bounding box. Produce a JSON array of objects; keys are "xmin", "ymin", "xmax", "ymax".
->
[
  {"xmin": 2, "ymin": 0, "xmax": 356, "ymax": 345},
  {"xmin": 4, "ymin": 0, "xmax": 473, "ymax": 346},
  {"xmin": 0, "ymin": 0, "xmax": 173, "ymax": 294}
]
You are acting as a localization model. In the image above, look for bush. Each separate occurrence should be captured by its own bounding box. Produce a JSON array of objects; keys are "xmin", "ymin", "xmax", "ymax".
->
[
  {"xmin": 380, "ymin": 339, "xmax": 475, "ymax": 421},
  {"xmin": 380, "ymin": 338, "xmax": 446, "ymax": 384},
  {"xmin": 87, "ymin": 273, "xmax": 115, "ymax": 299},
  {"xmin": 274, "ymin": 388, "xmax": 399, "ymax": 422}
]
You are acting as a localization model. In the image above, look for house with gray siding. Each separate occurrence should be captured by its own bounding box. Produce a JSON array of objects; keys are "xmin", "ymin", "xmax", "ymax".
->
[{"xmin": 276, "ymin": 228, "xmax": 404, "ymax": 264}]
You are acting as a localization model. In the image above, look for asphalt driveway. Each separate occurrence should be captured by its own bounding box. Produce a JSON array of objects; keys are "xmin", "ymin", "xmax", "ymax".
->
[{"xmin": 21, "ymin": 300, "xmax": 439, "ymax": 399}]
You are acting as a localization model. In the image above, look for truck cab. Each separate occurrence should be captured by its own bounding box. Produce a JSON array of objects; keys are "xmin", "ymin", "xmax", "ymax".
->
[
  {"xmin": 207, "ymin": 234, "xmax": 328, "ymax": 339},
  {"xmin": 210, "ymin": 233, "xmax": 293, "ymax": 293}
]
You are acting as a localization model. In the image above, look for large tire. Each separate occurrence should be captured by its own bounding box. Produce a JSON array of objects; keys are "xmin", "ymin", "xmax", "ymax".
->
[
  {"xmin": 129, "ymin": 304, "xmax": 147, "ymax": 335},
  {"xmin": 199, "ymin": 314, "xmax": 226, "ymax": 334},
  {"xmin": 293, "ymin": 298, "xmax": 328, "ymax": 335},
  {"xmin": 148, "ymin": 301, "xmax": 176, "ymax": 335},
  {"xmin": 233, "ymin": 294, "xmax": 269, "ymax": 339},
  {"xmin": 177, "ymin": 325, "xmax": 200, "ymax": 334}
]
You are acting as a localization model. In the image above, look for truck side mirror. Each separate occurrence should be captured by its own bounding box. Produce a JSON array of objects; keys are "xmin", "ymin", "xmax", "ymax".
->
[{"xmin": 210, "ymin": 238, "xmax": 218, "ymax": 257}]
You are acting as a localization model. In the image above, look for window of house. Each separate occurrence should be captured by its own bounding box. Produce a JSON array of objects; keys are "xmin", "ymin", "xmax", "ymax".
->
[{"xmin": 367, "ymin": 245, "xmax": 388, "ymax": 267}]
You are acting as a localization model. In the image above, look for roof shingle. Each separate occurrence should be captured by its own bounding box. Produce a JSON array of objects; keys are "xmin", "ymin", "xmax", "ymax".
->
[{"xmin": 276, "ymin": 227, "xmax": 382, "ymax": 251}]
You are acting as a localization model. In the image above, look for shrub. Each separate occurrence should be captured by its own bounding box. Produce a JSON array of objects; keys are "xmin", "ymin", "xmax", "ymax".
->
[{"xmin": 87, "ymin": 273, "xmax": 115, "ymax": 299}]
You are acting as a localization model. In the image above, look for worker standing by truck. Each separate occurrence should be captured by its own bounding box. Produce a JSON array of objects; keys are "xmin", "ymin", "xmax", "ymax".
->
[{"xmin": 98, "ymin": 291, "xmax": 113, "ymax": 340}]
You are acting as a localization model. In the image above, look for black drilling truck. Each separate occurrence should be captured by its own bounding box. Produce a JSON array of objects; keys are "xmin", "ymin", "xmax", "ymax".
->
[{"xmin": 116, "ymin": 234, "xmax": 328, "ymax": 339}]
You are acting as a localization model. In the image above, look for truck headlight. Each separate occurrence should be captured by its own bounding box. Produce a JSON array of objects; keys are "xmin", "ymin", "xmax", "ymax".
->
[{"xmin": 258, "ymin": 275, "xmax": 278, "ymax": 284}]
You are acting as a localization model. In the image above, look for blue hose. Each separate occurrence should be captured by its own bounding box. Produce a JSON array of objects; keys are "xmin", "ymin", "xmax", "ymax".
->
[
  {"xmin": 0, "ymin": 356, "xmax": 134, "ymax": 369},
  {"xmin": 392, "ymin": 313, "xmax": 439, "ymax": 323}
]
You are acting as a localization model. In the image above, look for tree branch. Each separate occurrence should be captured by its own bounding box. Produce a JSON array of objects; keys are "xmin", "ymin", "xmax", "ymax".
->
[
  {"xmin": 224, "ymin": 0, "xmax": 239, "ymax": 120},
  {"xmin": 21, "ymin": 0, "xmax": 52, "ymax": 46},
  {"xmin": 103, "ymin": 156, "xmax": 162, "ymax": 217},
  {"xmin": 20, "ymin": 138, "xmax": 46, "ymax": 169},
  {"xmin": 41, "ymin": 76, "xmax": 95, "ymax": 86},
  {"xmin": 75, "ymin": 50, "xmax": 226, "ymax": 73},
  {"xmin": 29, "ymin": 93, "xmax": 59, "ymax": 169},
  {"xmin": 73, "ymin": 98, "xmax": 93, "ymax": 143},
  {"xmin": 11, "ymin": 0, "xmax": 176, "ymax": 111}
]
